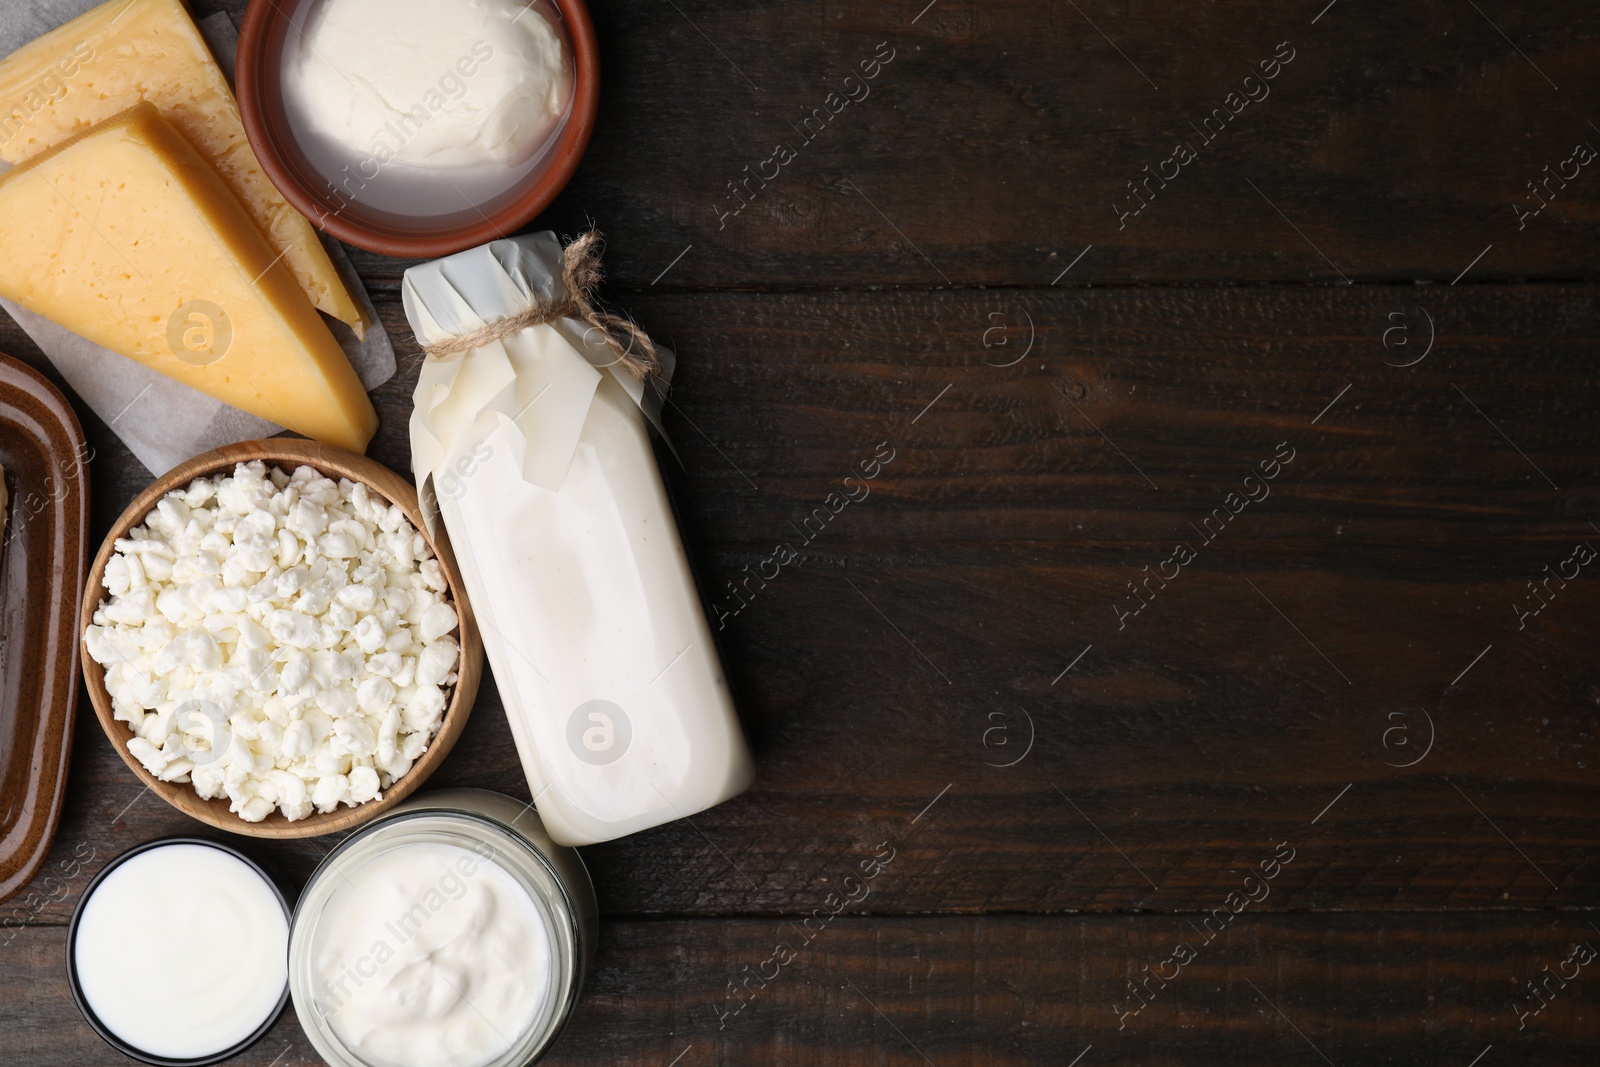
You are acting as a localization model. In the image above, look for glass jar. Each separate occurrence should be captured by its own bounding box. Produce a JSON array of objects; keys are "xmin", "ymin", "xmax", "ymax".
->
[{"xmin": 288, "ymin": 789, "xmax": 597, "ymax": 1067}]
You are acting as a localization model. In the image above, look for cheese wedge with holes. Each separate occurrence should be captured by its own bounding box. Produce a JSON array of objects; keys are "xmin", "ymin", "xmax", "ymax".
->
[
  {"xmin": 0, "ymin": 0, "xmax": 367, "ymax": 336},
  {"xmin": 0, "ymin": 104, "xmax": 377, "ymax": 452}
]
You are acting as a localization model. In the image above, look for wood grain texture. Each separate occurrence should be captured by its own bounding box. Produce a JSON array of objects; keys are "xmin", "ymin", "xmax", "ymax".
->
[
  {"xmin": 0, "ymin": 1, "xmax": 1596, "ymax": 1063},
  {"xmin": 309, "ymin": 0, "xmax": 1600, "ymax": 290},
  {"xmin": 0, "ymin": 281, "xmax": 1592, "ymax": 926},
  {"xmin": 3, "ymin": 916, "xmax": 1599, "ymax": 1065}
]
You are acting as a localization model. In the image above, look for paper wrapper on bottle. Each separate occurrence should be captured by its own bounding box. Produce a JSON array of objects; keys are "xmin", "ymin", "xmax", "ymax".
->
[{"xmin": 403, "ymin": 232, "xmax": 753, "ymax": 846}]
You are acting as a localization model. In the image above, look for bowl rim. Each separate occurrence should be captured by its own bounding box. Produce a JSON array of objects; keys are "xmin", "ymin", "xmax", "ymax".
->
[
  {"xmin": 65, "ymin": 836, "xmax": 292, "ymax": 1066},
  {"xmin": 78, "ymin": 439, "xmax": 483, "ymax": 839},
  {"xmin": 234, "ymin": 0, "xmax": 600, "ymax": 258}
]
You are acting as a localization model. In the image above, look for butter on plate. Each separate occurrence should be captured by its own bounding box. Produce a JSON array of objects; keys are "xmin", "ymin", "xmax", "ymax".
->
[
  {"xmin": 0, "ymin": 103, "xmax": 377, "ymax": 453},
  {"xmin": 0, "ymin": 0, "xmax": 366, "ymax": 336}
]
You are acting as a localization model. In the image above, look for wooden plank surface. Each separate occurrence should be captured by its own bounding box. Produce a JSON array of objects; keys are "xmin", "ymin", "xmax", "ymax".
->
[
  {"xmin": 5, "ymin": 916, "xmax": 1600, "ymax": 1066},
  {"xmin": 339, "ymin": 0, "xmax": 1600, "ymax": 289},
  {"xmin": 2, "ymin": 0, "xmax": 1599, "ymax": 1064},
  {"xmin": 1, "ymin": 282, "xmax": 1594, "ymax": 928}
]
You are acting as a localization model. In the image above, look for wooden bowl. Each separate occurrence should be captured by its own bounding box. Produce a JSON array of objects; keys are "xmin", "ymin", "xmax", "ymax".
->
[{"xmin": 78, "ymin": 439, "xmax": 483, "ymax": 839}]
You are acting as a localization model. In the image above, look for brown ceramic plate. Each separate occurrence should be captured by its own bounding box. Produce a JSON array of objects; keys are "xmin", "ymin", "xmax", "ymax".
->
[
  {"xmin": 235, "ymin": 0, "xmax": 600, "ymax": 257},
  {"xmin": 79, "ymin": 439, "xmax": 483, "ymax": 839},
  {"xmin": 0, "ymin": 353, "xmax": 89, "ymax": 904}
]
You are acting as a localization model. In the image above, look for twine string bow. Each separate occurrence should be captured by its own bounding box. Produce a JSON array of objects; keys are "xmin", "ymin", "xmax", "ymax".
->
[{"xmin": 421, "ymin": 230, "xmax": 661, "ymax": 379}]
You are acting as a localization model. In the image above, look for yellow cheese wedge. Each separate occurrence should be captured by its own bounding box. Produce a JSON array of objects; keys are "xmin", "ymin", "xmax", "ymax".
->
[
  {"xmin": 0, "ymin": 0, "xmax": 367, "ymax": 336},
  {"xmin": 0, "ymin": 104, "xmax": 378, "ymax": 453}
]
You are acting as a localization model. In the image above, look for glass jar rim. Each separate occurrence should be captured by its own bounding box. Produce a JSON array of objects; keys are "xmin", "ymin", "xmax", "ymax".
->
[{"xmin": 288, "ymin": 806, "xmax": 587, "ymax": 1067}]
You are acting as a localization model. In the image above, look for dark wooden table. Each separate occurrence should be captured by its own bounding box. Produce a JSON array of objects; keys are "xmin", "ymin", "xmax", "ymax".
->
[{"xmin": 3, "ymin": 1, "xmax": 1599, "ymax": 1064}]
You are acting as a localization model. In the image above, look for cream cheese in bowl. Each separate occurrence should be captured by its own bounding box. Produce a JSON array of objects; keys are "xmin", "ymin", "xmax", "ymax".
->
[
  {"xmin": 280, "ymin": 0, "xmax": 574, "ymax": 217},
  {"xmin": 289, "ymin": 789, "xmax": 596, "ymax": 1067}
]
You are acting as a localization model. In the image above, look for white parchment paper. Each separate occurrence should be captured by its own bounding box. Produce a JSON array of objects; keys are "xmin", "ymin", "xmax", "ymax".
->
[
  {"xmin": 402, "ymin": 232, "xmax": 674, "ymax": 536},
  {"xmin": 0, "ymin": 5, "xmax": 396, "ymax": 475}
]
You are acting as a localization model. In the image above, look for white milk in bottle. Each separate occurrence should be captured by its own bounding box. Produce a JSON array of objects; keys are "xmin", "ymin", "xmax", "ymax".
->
[{"xmin": 405, "ymin": 234, "xmax": 753, "ymax": 845}]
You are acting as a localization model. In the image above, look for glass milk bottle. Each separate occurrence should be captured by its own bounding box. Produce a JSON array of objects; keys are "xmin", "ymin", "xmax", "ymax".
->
[{"xmin": 404, "ymin": 233, "xmax": 753, "ymax": 845}]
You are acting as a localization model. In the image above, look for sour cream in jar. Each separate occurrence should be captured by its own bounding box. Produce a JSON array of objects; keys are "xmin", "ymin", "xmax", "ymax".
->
[
  {"xmin": 312, "ymin": 843, "xmax": 547, "ymax": 1065},
  {"xmin": 290, "ymin": 789, "xmax": 595, "ymax": 1067}
]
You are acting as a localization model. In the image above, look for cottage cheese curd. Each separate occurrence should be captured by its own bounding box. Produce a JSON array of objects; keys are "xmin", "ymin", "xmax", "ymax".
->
[{"xmin": 83, "ymin": 461, "xmax": 460, "ymax": 821}]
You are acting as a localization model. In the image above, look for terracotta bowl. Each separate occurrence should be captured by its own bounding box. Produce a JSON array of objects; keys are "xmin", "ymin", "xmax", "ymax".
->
[
  {"xmin": 78, "ymin": 439, "xmax": 483, "ymax": 839},
  {"xmin": 235, "ymin": 0, "xmax": 600, "ymax": 257}
]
